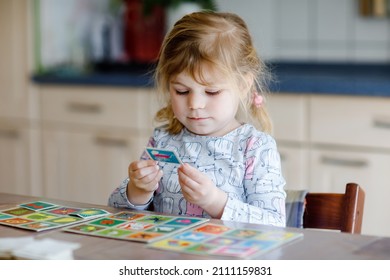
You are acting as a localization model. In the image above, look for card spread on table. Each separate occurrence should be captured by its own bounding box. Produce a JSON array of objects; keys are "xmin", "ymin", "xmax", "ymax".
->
[
  {"xmin": 64, "ymin": 211, "xmax": 208, "ymax": 243},
  {"xmin": 145, "ymin": 147, "xmax": 182, "ymax": 165},
  {"xmin": 148, "ymin": 223, "xmax": 303, "ymax": 259},
  {"xmin": 0, "ymin": 201, "xmax": 110, "ymax": 232}
]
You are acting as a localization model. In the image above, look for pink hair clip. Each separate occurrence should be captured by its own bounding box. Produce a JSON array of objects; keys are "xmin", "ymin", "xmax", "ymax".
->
[{"xmin": 252, "ymin": 92, "xmax": 263, "ymax": 108}]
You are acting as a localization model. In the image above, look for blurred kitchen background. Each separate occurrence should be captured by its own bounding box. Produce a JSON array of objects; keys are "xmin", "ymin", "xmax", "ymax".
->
[
  {"xmin": 34, "ymin": 0, "xmax": 390, "ymax": 74},
  {"xmin": 1, "ymin": 0, "xmax": 390, "ymax": 237}
]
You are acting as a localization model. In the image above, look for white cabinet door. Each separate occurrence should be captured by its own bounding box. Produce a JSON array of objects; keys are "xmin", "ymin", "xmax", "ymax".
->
[
  {"xmin": 42, "ymin": 128, "xmax": 149, "ymax": 205},
  {"xmin": 0, "ymin": 122, "xmax": 42, "ymax": 196},
  {"xmin": 0, "ymin": 0, "xmax": 30, "ymax": 119},
  {"xmin": 310, "ymin": 95, "xmax": 390, "ymax": 150},
  {"xmin": 0, "ymin": 1, "xmax": 41, "ymax": 197},
  {"xmin": 267, "ymin": 93, "xmax": 309, "ymax": 191},
  {"xmin": 39, "ymin": 86, "xmax": 157, "ymax": 205},
  {"xmin": 279, "ymin": 145, "xmax": 309, "ymax": 190},
  {"xmin": 267, "ymin": 93, "xmax": 308, "ymax": 143},
  {"xmin": 40, "ymin": 86, "xmax": 157, "ymax": 132},
  {"xmin": 309, "ymin": 148, "xmax": 390, "ymax": 237}
]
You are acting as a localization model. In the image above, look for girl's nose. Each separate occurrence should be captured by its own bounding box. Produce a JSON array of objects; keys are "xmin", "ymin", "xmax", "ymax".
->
[{"xmin": 188, "ymin": 92, "xmax": 206, "ymax": 109}]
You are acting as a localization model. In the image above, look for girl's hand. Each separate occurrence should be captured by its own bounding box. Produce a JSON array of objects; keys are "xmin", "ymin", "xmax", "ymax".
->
[
  {"xmin": 127, "ymin": 160, "xmax": 163, "ymax": 204},
  {"xmin": 178, "ymin": 163, "xmax": 227, "ymax": 219}
]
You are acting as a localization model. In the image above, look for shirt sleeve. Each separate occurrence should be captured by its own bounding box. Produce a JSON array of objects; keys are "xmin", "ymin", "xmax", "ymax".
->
[
  {"xmin": 107, "ymin": 136, "xmax": 156, "ymax": 210},
  {"xmin": 107, "ymin": 177, "xmax": 153, "ymax": 210},
  {"xmin": 220, "ymin": 135, "xmax": 286, "ymax": 227}
]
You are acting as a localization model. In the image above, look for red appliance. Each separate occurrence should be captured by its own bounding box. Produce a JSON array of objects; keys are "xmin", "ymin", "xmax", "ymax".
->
[{"xmin": 123, "ymin": 0, "xmax": 165, "ymax": 64}]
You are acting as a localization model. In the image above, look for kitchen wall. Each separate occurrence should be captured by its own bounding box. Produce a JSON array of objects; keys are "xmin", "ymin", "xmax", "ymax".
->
[
  {"xmin": 36, "ymin": 0, "xmax": 390, "ymax": 73},
  {"xmin": 216, "ymin": 0, "xmax": 390, "ymax": 62}
]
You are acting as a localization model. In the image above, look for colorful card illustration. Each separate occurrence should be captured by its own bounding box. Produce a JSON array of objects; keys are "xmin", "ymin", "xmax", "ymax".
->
[
  {"xmin": 47, "ymin": 207, "xmax": 81, "ymax": 216},
  {"xmin": 148, "ymin": 223, "xmax": 303, "ymax": 259},
  {"xmin": 145, "ymin": 147, "xmax": 182, "ymax": 165},
  {"xmin": 64, "ymin": 211, "xmax": 208, "ymax": 243},
  {"xmin": 70, "ymin": 208, "xmax": 110, "ymax": 218},
  {"xmin": 19, "ymin": 201, "xmax": 57, "ymax": 211},
  {"xmin": 0, "ymin": 201, "xmax": 111, "ymax": 232}
]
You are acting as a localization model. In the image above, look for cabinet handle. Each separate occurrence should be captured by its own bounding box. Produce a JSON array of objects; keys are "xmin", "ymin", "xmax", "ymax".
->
[
  {"xmin": 67, "ymin": 102, "xmax": 102, "ymax": 114},
  {"xmin": 94, "ymin": 136, "xmax": 128, "ymax": 148},
  {"xmin": 320, "ymin": 156, "xmax": 368, "ymax": 168},
  {"xmin": 373, "ymin": 117, "xmax": 390, "ymax": 130},
  {"xmin": 0, "ymin": 129, "xmax": 20, "ymax": 139}
]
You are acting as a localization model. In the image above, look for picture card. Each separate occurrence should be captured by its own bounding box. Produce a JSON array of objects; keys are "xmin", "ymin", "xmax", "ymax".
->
[
  {"xmin": 19, "ymin": 201, "xmax": 57, "ymax": 211},
  {"xmin": 145, "ymin": 147, "xmax": 182, "ymax": 165}
]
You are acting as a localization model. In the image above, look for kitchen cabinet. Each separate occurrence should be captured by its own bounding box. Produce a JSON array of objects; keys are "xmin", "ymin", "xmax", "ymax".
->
[
  {"xmin": 309, "ymin": 95, "xmax": 390, "ymax": 237},
  {"xmin": 268, "ymin": 93, "xmax": 390, "ymax": 237},
  {"xmin": 309, "ymin": 95, "xmax": 390, "ymax": 150},
  {"xmin": 0, "ymin": 0, "xmax": 42, "ymax": 196},
  {"xmin": 0, "ymin": 120, "xmax": 42, "ymax": 196},
  {"xmin": 267, "ymin": 93, "xmax": 309, "ymax": 189},
  {"xmin": 309, "ymin": 147, "xmax": 390, "ymax": 237},
  {"xmin": 0, "ymin": 0, "xmax": 30, "ymax": 120},
  {"xmin": 278, "ymin": 145, "xmax": 309, "ymax": 190},
  {"xmin": 39, "ymin": 85, "xmax": 159, "ymax": 205},
  {"xmin": 41, "ymin": 127, "xmax": 147, "ymax": 205}
]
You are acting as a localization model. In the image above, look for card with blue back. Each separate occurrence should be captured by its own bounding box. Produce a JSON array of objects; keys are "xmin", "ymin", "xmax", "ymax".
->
[{"xmin": 145, "ymin": 147, "xmax": 182, "ymax": 165}]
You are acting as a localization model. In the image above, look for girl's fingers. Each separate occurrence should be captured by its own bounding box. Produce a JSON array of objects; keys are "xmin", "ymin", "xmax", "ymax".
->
[
  {"xmin": 132, "ymin": 169, "xmax": 162, "ymax": 192},
  {"xmin": 178, "ymin": 167, "xmax": 194, "ymax": 188},
  {"xmin": 127, "ymin": 160, "xmax": 163, "ymax": 192},
  {"xmin": 129, "ymin": 160, "xmax": 157, "ymax": 172},
  {"xmin": 129, "ymin": 160, "xmax": 159, "ymax": 180},
  {"xmin": 178, "ymin": 163, "xmax": 203, "ymax": 186}
]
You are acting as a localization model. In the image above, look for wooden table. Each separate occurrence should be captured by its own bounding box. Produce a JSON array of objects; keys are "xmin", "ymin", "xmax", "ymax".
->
[{"xmin": 1, "ymin": 192, "xmax": 389, "ymax": 260}]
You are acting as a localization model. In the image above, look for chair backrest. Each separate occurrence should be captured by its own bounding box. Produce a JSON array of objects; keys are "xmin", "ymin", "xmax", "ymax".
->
[{"xmin": 303, "ymin": 183, "xmax": 365, "ymax": 234}]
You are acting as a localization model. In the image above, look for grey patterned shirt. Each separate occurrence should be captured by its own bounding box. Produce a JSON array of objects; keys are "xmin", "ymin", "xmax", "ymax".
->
[{"xmin": 108, "ymin": 123, "xmax": 286, "ymax": 227}]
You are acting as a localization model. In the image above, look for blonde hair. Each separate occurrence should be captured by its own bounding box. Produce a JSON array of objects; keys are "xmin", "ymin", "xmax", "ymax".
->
[{"xmin": 154, "ymin": 11, "xmax": 272, "ymax": 134}]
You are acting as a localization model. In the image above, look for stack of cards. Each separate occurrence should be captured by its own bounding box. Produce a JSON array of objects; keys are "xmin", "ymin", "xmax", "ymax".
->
[
  {"xmin": 11, "ymin": 238, "xmax": 81, "ymax": 260},
  {"xmin": 0, "ymin": 236, "xmax": 34, "ymax": 259}
]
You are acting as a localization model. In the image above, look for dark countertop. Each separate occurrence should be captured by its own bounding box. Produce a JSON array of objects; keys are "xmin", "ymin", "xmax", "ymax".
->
[
  {"xmin": 32, "ymin": 62, "xmax": 390, "ymax": 97},
  {"xmin": 268, "ymin": 62, "xmax": 390, "ymax": 97}
]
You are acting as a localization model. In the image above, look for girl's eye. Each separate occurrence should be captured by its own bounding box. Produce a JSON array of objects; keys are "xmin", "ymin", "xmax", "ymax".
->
[
  {"xmin": 205, "ymin": 90, "xmax": 221, "ymax": 95},
  {"xmin": 175, "ymin": 90, "xmax": 189, "ymax": 95}
]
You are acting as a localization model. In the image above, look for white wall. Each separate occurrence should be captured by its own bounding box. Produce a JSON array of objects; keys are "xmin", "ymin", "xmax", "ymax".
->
[{"xmin": 216, "ymin": 0, "xmax": 390, "ymax": 62}]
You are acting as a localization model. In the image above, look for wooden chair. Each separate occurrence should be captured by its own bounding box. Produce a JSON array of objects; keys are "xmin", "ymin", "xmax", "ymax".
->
[{"xmin": 303, "ymin": 182, "xmax": 365, "ymax": 234}]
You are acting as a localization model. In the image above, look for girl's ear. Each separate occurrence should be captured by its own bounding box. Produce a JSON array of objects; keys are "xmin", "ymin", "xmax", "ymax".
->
[
  {"xmin": 241, "ymin": 73, "xmax": 255, "ymax": 97},
  {"xmin": 243, "ymin": 73, "xmax": 255, "ymax": 92}
]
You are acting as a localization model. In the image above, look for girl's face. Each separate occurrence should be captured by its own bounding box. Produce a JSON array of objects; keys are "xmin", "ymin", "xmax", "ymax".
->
[{"xmin": 169, "ymin": 64, "xmax": 241, "ymax": 137}]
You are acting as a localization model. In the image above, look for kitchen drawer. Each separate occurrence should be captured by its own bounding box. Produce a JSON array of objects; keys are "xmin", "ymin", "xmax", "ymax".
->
[
  {"xmin": 309, "ymin": 147, "xmax": 390, "ymax": 236},
  {"xmin": 40, "ymin": 86, "xmax": 156, "ymax": 130},
  {"xmin": 267, "ymin": 93, "xmax": 308, "ymax": 142},
  {"xmin": 310, "ymin": 95, "xmax": 390, "ymax": 149}
]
